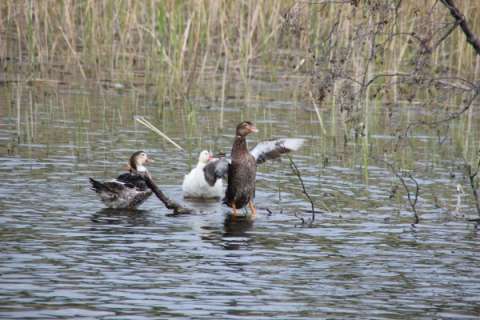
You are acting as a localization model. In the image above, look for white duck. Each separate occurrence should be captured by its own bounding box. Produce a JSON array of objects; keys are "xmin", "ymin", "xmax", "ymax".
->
[{"xmin": 182, "ymin": 150, "xmax": 223, "ymax": 199}]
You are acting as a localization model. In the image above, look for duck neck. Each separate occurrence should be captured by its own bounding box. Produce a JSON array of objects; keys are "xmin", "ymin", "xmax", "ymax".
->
[
  {"xmin": 130, "ymin": 165, "xmax": 149, "ymax": 179},
  {"xmin": 232, "ymin": 135, "xmax": 248, "ymax": 158},
  {"xmin": 136, "ymin": 165, "xmax": 147, "ymax": 173}
]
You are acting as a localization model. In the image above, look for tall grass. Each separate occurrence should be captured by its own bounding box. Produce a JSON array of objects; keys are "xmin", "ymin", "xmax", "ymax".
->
[
  {"xmin": 1, "ymin": 0, "xmax": 479, "ymax": 146},
  {"xmin": 2, "ymin": 1, "xmax": 478, "ymax": 92},
  {"xmin": 1, "ymin": 1, "xmax": 291, "ymax": 99}
]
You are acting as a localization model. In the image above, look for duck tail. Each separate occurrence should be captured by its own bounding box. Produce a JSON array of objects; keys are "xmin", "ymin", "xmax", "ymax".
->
[{"xmin": 89, "ymin": 178, "xmax": 108, "ymax": 193}]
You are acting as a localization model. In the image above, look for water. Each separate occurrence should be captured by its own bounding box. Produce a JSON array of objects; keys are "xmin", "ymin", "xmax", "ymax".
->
[{"xmin": 1, "ymin": 80, "xmax": 480, "ymax": 319}]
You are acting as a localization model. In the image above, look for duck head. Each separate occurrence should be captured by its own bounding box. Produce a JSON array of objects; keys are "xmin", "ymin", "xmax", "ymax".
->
[
  {"xmin": 129, "ymin": 151, "xmax": 153, "ymax": 172},
  {"xmin": 198, "ymin": 150, "xmax": 213, "ymax": 165},
  {"xmin": 236, "ymin": 121, "xmax": 258, "ymax": 137}
]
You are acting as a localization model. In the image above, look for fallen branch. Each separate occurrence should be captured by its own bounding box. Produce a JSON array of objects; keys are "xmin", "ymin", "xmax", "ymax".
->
[{"xmin": 143, "ymin": 175, "xmax": 195, "ymax": 215}]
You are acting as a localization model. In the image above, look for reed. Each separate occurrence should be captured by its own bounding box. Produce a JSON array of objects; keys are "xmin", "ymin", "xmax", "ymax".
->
[
  {"xmin": 2, "ymin": 1, "xmax": 478, "ymax": 98},
  {"xmin": 2, "ymin": 0, "xmax": 479, "ymax": 171}
]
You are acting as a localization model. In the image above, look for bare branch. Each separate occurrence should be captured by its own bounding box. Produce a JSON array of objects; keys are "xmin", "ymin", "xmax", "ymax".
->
[
  {"xmin": 399, "ymin": 89, "xmax": 480, "ymax": 142},
  {"xmin": 439, "ymin": 0, "xmax": 480, "ymax": 55},
  {"xmin": 288, "ymin": 155, "xmax": 316, "ymax": 225},
  {"xmin": 143, "ymin": 176, "xmax": 195, "ymax": 215},
  {"xmin": 431, "ymin": 20, "xmax": 461, "ymax": 51},
  {"xmin": 383, "ymin": 160, "xmax": 420, "ymax": 225},
  {"xmin": 464, "ymin": 154, "xmax": 480, "ymax": 217}
]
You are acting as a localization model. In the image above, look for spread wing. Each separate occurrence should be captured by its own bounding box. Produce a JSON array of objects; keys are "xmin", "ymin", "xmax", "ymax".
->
[
  {"xmin": 250, "ymin": 138, "xmax": 305, "ymax": 164},
  {"xmin": 203, "ymin": 158, "xmax": 230, "ymax": 186}
]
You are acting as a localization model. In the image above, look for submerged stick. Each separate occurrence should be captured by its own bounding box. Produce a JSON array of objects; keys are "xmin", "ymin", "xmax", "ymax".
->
[
  {"xmin": 143, "ymin": 175, "xmax": 194, "ymax": 215},
  {"xmin": 134, "ymin": 116, "xmax": 185, "ymax": 151},
  {"xmin": 383, "ymin": 160, "xmax": 420, "ymax": 225},
  {"xmin": 287, "ymin": 155, "xmax": 316, "ymax": 225},
  {"xmin": 464, "ymin": 157, "xmax": 480, "ymax": 217}
]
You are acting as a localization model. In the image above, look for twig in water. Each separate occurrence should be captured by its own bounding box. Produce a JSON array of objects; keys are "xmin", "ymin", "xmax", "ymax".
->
[
  {"xmin": 384, "ymin": 160, "xmax": 420, "ymax": 225},
  {"xmin": 287, "ymin": 155, "xmax": 316, "ymax": 225},
  {"xmin": 294, "ymin": 212, "xmax": 306, "ymax": 225},
  {"xmin": 266, "ymin": 208, "xmax": 273, "ymax": 216},
  {"xmin": 464, "ymin": 154, "xmax": 480, "ymax": 217}
]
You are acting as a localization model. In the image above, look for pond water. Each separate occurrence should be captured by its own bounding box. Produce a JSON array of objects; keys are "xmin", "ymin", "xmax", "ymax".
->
[{"xmin": 1, "ymin": 76, "xmax": 480, "ymax": 319}]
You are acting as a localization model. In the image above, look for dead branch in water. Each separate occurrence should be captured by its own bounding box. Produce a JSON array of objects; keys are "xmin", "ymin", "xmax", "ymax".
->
[
  {"xmin": 464, "ymin": 154, "xmax": 480, "ymax": 217},
  {"xmin": 384, "ymin": 160, "xmax": 420, "ymax": 226},
  {"xmin": 287, "ymin": 155, "xmax": 316, "ymax": 225},
  {"xmin": 143, "ymin": 176, "xmax": 195, "ymax": 215}
]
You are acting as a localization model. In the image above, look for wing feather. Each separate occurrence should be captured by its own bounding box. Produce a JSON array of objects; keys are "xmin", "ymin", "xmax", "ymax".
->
[
  {"xmin": 250, "ymin": 138, "xmax": 304, "ymax": 164},
  {"xmin": 203, "ymin": 158, "xmax": 230, "ymax": 186}
]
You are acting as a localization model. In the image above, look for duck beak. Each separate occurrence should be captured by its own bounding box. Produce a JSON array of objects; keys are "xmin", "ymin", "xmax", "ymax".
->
[
  {"xmin": 249, "ymin": 125, "xmax": 259, "ymax": 133},
  {"xmin": 145, "ymin": 157, "xmax": 154, "ymax": 164},
  {"xmin": 208, "ymin": 153, "xmax": 214, "ymax": 160}
]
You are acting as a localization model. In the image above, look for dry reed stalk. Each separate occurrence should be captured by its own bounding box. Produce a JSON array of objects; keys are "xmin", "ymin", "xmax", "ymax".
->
[
  {"xmin": 134, "ymin": 116, "xmax": 185, "ymax": 151},
  {"xmin": 309, "ymin": 91, "xmax": 327, "ymax": 135},
  {"xmin": 220, "ymin": 55, "xmax": 228, "ymax": 130}
]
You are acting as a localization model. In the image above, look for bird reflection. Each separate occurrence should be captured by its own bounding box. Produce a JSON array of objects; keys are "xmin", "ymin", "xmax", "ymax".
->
[
  {"xmin": 221, "ymin": 213, "xmax": 255, "ymax": 250},
  {"xmin": 90, "ymin": 208, "xmax": 152, "ymax": 227},
  {"xmin": 223, "ymin": 214, "xmax": 254, "ymax": 237},
  {"xmin": 198, "ymin": 212, "xmax": 255, "ymax": 250}
]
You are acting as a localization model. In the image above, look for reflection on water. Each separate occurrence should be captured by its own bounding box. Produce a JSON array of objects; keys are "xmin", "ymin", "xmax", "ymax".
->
[
  {"xmin": 204, "ymin": 215, "xmax": 255, "ymax": 251},
  {"xmin": 1, "ymin": 81, "xmax": 480, "ymax": 319},
  {"xmin": 222, "ymin": 216, "xmax": 254, "ymax": 250},
  {"xmin": 91, "ymin": 209, "xmax": 153, "ymax": 226},
  {"xmin": 223, "ymin": 215, "xmax": 254, "ymax": 237}
]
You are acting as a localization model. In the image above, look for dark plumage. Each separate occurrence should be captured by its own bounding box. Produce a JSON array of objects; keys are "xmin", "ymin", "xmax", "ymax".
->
[
  {"xmin": 224, "ymin": 124, "xmax": 258, "ymax": 210},
  {"xmin": 89, "ymin": 151, "xmax": 154, "ymax": 209},
  {"xmin": 204, "ymin": 157, "xmax": 229, "ymax": 186},
  {"xmin": 204, "ymin": 121, "xmax": 304, "ymax": 216},
  {"xmin": 116, "ymin": 172, "xmax": 149, "ymax": 189}
]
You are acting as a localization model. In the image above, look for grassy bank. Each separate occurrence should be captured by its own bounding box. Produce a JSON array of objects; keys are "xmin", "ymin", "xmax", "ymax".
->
[{"xmin": 1, "ymin": 1, "xmax": 478, "ymax": 98}]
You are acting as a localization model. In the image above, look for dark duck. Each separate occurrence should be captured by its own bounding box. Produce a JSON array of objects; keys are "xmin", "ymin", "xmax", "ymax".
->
[
  {"xmin": 204, "ymin": 121, "xmax": 304, "ymax": 217},
  {"xmin": 89, "ymin": 151, "xmax": 154, "ymax": 209}
]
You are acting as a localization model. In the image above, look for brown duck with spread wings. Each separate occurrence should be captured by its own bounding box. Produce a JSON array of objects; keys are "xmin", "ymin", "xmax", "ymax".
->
[{"xmin": 204, "ymin": 121, "xmax": 304, "ymax": 217}]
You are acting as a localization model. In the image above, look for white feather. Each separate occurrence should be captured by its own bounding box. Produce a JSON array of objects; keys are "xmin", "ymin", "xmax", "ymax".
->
[
  {"xmin": 182, "ymin": 153, "xmax": 224, "ymax": 199},
  {"xmin": 136, "ymin": 165, "xmax": 147, "ymax": 172},
  {"xmin": 250, "ymin": 138, "xmax": 305, "ymax": 160},
  {"xmin": 280, "ymin": 138, "xmax": 305, "ymax": 151}
]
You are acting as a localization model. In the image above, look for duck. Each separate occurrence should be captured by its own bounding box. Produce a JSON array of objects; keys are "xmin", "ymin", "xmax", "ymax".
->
[
  {"xmin": 203, "ymin": 121, "xmax": 304, "ymax": 217},
  {"xmin": 89, "ymin": 151, "xmax": 154, "ymax": 209},
  {"xmin": 182, "ymin": 150, "xmax": 224, "ymax": 199}
]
